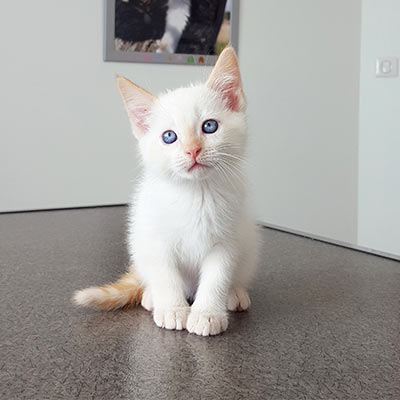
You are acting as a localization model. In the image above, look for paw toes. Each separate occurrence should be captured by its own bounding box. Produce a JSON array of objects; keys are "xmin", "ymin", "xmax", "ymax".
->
[
  {"xmin": 153, "ymin": 307, "xmax": 189, "ymax": 331},
  {"xmin": 141, "ymin": 289, "xmax": 153, "ymax": 311},
  {"xmin": 187, "ymin": 311, "xmax": 228, "ymax": 336},
  {"xmin": 227, "ymin": 288, "xmax": 251, "ymax": 312}
]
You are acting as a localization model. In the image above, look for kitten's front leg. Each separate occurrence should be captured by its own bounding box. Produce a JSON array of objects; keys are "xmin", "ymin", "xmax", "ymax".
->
[
  {"xmin": 156, "ymin": 0, "xmax": 191, "ymax": 53},
  {"xmin": 187, "ymin": 245, "xmax": 232, "ymax": 336},
  {"xmin": 139, "ymin": 251, "xmax": 189, "ymax": 330}
]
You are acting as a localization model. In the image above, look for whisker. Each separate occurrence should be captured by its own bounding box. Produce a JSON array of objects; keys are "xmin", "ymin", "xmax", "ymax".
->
[
  {"xmin": 215, "ymin": 160, "xmax": 244, "ymax": 189},
  {"xmin": 217, "ymin": 152, "xmax": 247, "ymax": 164},
  {"xmin": 219, "ymin": 160, "xmax": 245, "ymax": 183}
]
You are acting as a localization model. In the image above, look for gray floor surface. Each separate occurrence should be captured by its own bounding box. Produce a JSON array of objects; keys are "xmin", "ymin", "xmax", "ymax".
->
[{"xmin": 0, "ymin": 206, "xmax": 399, "ymax": 400}]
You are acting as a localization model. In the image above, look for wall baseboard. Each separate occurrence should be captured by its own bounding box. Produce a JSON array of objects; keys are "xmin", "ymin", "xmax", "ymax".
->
[
  {"xmin": 1, "ymin": 204, "xmax": 398, "ymax": 262},
  {"xmin": 0, "ymin": 203, "xmax": 128, "ymax": 215},
  {"xmin": 261, "ymin": 222, "xmax": 400, "ymax": 262}
]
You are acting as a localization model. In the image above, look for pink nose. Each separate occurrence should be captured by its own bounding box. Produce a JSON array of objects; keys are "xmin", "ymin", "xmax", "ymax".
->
[{"xmin": 186, "ymin": 147, "xmax": 202, "ymax": 160}]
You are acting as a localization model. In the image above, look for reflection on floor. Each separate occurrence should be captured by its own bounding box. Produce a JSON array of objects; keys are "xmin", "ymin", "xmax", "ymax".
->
[{"xmin": 1, "ymin": 206, "xmax": 399, "ymax": 399}]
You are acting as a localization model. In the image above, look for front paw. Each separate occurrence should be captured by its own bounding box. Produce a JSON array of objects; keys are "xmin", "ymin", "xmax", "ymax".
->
[
  {"xmin": 153, "ymin": 306, "xmax": 190, "ymax": 331},
  {"xmin": 141, "ymin": 288, "xmax": 153, "ymax": 311},
  {"xmin": 187, "ymin": 310, "xmax": 228, "ymax": 336},
  {"xmin": 227, "ymin": 287, "xmax": 251, "ymax": 312},
  {"xmin": 156, "ymin": 39, "xmax": 174, "ymax": 53}
]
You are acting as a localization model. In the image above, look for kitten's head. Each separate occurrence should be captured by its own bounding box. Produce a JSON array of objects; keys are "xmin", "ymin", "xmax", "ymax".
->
[{"xmin": 117, "ymin": 47, "xmax": 246, "ymax": 182}]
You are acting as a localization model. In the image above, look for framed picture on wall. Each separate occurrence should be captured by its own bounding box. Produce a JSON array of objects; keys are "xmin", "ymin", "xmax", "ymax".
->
[{"xmin": 104, "ymin": 0, "xmax": 239, "ymax": 66}]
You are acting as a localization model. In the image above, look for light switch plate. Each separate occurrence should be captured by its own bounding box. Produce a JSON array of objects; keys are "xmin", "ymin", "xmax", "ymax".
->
[{"xmin": 376, "ymin": 57, "xmax": 399, "ymax": 77}]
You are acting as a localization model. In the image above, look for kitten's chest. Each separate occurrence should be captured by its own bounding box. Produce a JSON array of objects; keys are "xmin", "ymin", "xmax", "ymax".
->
[
  {"xmin": 173, "ymin": 190, "xmax": 227, "ymax": 260},
  {"xmin": 159, "ymin": 184, "xmax": 232, "ymax": 246},
  {"xmin": 174, "ymin": 187, "xmax": 226, "ymax": 232},
  {"xmin": 135, "ymin": 179, "xmax": 239, "ymax": 263}
]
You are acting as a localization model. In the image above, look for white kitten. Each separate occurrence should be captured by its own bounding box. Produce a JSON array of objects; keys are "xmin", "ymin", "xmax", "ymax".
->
[{"xmin": 74, "ymin": 47, "xmax": 260, "ymax": 336}]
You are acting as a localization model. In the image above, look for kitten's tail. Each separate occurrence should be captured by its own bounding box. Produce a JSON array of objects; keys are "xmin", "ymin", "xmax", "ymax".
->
[{"xmin": 72, "ymin": 271, "xmax": 143, "ymax": 310}]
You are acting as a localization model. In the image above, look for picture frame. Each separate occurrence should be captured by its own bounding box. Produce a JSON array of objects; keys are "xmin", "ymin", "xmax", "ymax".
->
[{"xmin": 103, "ymin": 0, "xmax": 239, "ymax": 66}]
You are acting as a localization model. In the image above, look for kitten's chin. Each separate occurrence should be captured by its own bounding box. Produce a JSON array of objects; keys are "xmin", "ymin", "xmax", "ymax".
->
[
  {"xmin": 178, "ymin": 163, "xmax": 212, "ymax": 181},
  {"xmin": 188, "ymin": 161, "xmax": 208, "ymax": 173}
]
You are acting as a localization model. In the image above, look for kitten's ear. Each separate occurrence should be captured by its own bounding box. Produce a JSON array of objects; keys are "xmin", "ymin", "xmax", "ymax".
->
[
  {"xmin": 206, "ymin": 46, "xmax": 245, "ymax": 112},
  {"xmin": 117, "ymin": 76, "xmax": 156, "ymax": 139}
]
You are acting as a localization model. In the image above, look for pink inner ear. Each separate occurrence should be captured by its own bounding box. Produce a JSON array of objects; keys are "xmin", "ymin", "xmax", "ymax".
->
[
  {"xmin": 215, "ymin": 78, "xmax": 241, "ymax": 112},
  {"xmin": 117, "ymin": 77, "xmax": 155, "ymax": 138},
  {"xmin": 206, "ymin": 47, "xmax": 243, "ymax": 112},
  {"xmin": 208, "ymin": 70, "xmax": 242, "ymax": 112},
  {"xmin": 132, "ymin": 106, "xmax": 151, "ymax": 132},
  {"xmin": 223, "ymin": 82, "xmax": 240, "ymax": 112},
  {"xmin": 125, "ymin": 97, "xmax": 153, "ymax": 134}
]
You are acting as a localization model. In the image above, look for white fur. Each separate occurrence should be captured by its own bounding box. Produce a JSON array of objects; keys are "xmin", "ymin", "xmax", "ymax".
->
[
  {"xmin": 125, "ymin": 69, "xmax": 260, "ymax": 335},
  {"xmin": 157, "ymin": 0, "xmax": 191, "ymax": 53},
  {"xmin": 73, "ymin": 287, "xmax": 105, "ymax": 307}
]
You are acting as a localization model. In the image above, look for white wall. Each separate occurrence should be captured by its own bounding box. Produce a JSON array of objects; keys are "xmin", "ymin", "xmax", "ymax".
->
[
  {"xmin": 358, "ymin": 0, "xmax": 400, "ymax": 255},
  {"xmin": 7, "ymin": 1, "xmax": 395, "ymax": 257},
  {"xmin": 0, "ymin": 0, "xmax": 210, "ymax": 212},
  {"xmin": 239, "ymin": 0, "xmax": 362, "ymax": 244}
]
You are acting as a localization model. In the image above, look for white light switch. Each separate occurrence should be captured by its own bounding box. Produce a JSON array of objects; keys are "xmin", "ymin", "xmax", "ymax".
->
[{"xmin": 376, "ymin": 57, "xmax": 399, "ymax": 77}]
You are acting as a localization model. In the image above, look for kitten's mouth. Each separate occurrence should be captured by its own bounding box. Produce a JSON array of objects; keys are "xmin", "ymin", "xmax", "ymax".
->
[{"xmin": 188, "ymin": 161, "xmax": 208, "ymax": 173}]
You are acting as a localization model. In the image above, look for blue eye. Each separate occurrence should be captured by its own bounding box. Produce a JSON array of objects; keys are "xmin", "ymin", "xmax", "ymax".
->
[
  {"xmin": 162, "ymin": 130, "xmax": 177, "ymax": 144},
  {"xmin": 202, "ymin": 119, "xmax": 218, "ymax": 134}
]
